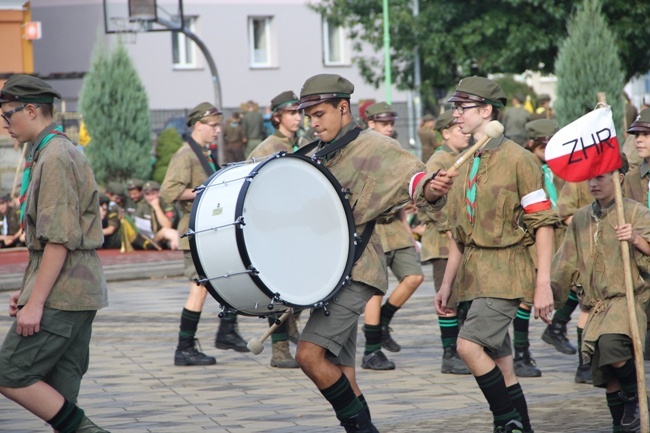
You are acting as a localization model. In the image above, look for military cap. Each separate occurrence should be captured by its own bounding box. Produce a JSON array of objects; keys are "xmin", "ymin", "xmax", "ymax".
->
[
  {"xmin": 106, "ymin": 181, "xmax": 125, "ymax": 195},
  {"xmin": 526, "ymin": 119, "xmax": 559, "ymax": 139},
  {"xmin": 422, "ymin": 113, "xmax": 435, "ymax": 122},
  {"xmin": 98, "ymin": 194, "xmax": 110, "ymax": 207},
  {"xmin": 435, "ymin": 110, "xmax": 456, "ymax": 132},
  {"xmin": 271, "ymin": 91, "xmax": 299, "ymax": 112},
  {"xmin": 627, "ymin": 108, "xmax": 650, "ymax": 134},
  {"xmin": 126, "ymin": 178, "xmax": 144, "ymax": 190},
  {"xmin": 143, "ymin": 180, "xmax": 160, "ymax": 192},
  {"xmin": 0, "ymin": 194, "xmax": 9, "ymax": 204},
  {"xmin": 513, "ymin": 93, "xmax": 525, "ymax": 103},
  {"xmin": 448, "ymin": 76, "xmax": 507, "ymax": 108},
  {"xmin": 366, "ymin": 102, "xmax": 397, "ymax": 122},
  {"xmin": 186, "ymin": 102, "xmax": 222, "ymax": 128},
  {"xmin": 0, "ymin": 74, "xmax": 61, "ymax": 104},
  {"xmin": 537, "ymin": 94, "xmax": 551, "ymax": 103},
  {"xmin": 298, "ymin": 74, "xmax": 354, "ymax": 110}
]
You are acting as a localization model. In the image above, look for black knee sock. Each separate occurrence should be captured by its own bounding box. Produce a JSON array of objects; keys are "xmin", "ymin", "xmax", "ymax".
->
[
  {"xmin": 513, "ymin": 307, "xmax": 531, "ymax": 349},
  {"xmin": 48, "ymin": 399, "xmax": 85, "ymax": 433},
  {"xmin": 179, "ymin": 308, "xmax": 201, "ymax": 346},
  {"xmin": 555, "ymin": 291, "xmax": 579, "ymax": 323},
  {"xmin": 507, "ymin": 383, "xmax": 531, "ymax": 432},
  {"xmin": 364, "ymin": 324, "xmax": 381, "ymax": 354},
  {"xmin": 577, "ymin": 327, "xmax": 584, "ymax": 366},
  {"xmin": 268, "ymin": 315, "xmax": 289, "ymax": 343},
  {"xmin": 380, "ymin": 301, "xmax": 400, "ymax": 327},
  {"xmin": 607, "ymin": 391, "xmax": 625, "ymax": 429},
  {"xmin": 439, "ymin": 316, "xmax": 459, "ymax": 349},
  {"xmin": 320, "ymin": 373, "xmax": 363, "ymax": 421},
  {"xmin": 358, "ymin": 393, "xmax": 371, "ymax": 420},
  {"xmin": 612, "ymin": 358, "xmax": 638, "ymax": 395},
  {"xmin": 475, "ymin": 366, "xmax": 520, "ymax": 427}
]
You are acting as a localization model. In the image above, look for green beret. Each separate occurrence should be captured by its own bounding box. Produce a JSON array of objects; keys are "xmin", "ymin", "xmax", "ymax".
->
[
  {"xmin": 271, "ymin": 90, "xmax": 299, "ymax": 112},
  {"xmin": 186, "ymin": 102, "xmax": 222, "ymax": 128},
  {"xmin": 628, "ymin": 108, "xmax": 650, "ymax": 134},
  {"xmin": 526, "ymin": 119, "xmax": 559, "ymax": 139},
  {"xmin": 0, "ymin": 74, "xmax": 61, "ymax": 104},
  {"xmin": 448, "ymin": 76, "xmax": 507, "ymax": 108},
  {"xmin": 143, "ymin": 180, "xmax": 160, "ymax": 191},
  {"xmin": 366, "ymin": 102, "xmax": 397, "ymax": 122},
  {"xmin": 298, "ymin": 74, "xmax": 354, "ymax": 110},
  {"xmin": 106, "ymin": 181, "xmax": 125, "ymax": 195},
  {"xmin": 435, "ymin": 110, "xmax": 456, "ymax": 132},
  {"xmin": 126, "ymin": 178, "xmax": 144, "ymax": 190}
]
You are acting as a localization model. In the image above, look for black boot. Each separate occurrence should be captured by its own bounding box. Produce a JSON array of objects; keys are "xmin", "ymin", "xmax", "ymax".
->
[
  {"xmin": 215, "ymin": 318, "xmax": 250, "ymax": 352},
  {"xmin": 340, "ymin": 408, "xmax": 379, "ymax": 433},
  {"xmin": 441, "ymin": 346, "xmax": 471, "ymax": 375},
  {"xmin": 574, "ymin": 363, "xmax": 593, "ymax": 384},
  {"xmin": 542, "ymin": 319, "xmax": 577, "ymax": 355},
  {"xmin": 175, "ymin": 337, "xmax": 217, "ymax": 366},
  {"xmin": 513, "ymin": 345, "xmax": 541, "ymax": 377},
  {"xmin": 619, "ymin": 390, "xmax": 641, "ymax": 432},
  {"xmin": 380, "ymin": 325, "xmax": 401, "ymax": 352}
]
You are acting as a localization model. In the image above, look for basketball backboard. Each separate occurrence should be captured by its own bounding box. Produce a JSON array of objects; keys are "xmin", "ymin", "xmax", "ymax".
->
[{"xmin": 103, "ymin": 0, "xmax": 184, "ymax": 34}]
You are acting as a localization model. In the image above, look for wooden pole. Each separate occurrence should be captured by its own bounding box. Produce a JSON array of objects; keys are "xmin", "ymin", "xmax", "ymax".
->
[{"xmin": 600, "ymin": 91, "xmax": 649, "ymax": 433}]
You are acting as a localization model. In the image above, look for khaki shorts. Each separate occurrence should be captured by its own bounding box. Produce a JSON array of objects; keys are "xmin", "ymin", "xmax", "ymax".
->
[
  {"xmin": 385, "ymin": 246, "xmax": 424, "ymax": 282},
  {"xmin": 591, "ymin": 334, "xmax": 634, "ymax": 388},
  {"xmin": 300, "ymin": 281, "xmax": 377, "ymax": 367},
  {"xmin": 0, "ymin": 308, "xmax": 96, "ymax": 403},
  {"xmin": 459, "ymin": 297, "xmax": 519, "ymax": 359},
  {"xmin": 184, "ymin": 250, "xmax": 199, "ymax": 281}
]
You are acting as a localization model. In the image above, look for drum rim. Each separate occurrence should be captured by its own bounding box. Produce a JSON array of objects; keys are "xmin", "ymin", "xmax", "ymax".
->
[{"xmin": 234, "ymin": 152, "xmax": 357, "ymax": 309}]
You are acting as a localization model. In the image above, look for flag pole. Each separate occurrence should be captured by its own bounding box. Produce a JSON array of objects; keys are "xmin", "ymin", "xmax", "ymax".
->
[{"xmin": 599, "ymin": 92, "xmax": 650, "ymax": 433}]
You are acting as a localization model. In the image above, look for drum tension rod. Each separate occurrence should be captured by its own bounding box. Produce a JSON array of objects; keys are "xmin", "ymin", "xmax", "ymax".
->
[
  {"xmin": 194, "ymin": 268, "xmax": 257, "ymax": 285},
  {"xmin": 313, "ymin": 301, "xmax": 331, "ymax": 316},
  {"xmin": 267, "ymin": 293, "xmax": 284, "ymax": 310},
  {"xmin": 181, "ymin": 217, "xmax": 246, "ymax": 238}
]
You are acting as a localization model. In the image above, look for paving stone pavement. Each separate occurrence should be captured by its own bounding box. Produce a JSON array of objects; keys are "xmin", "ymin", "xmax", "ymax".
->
[{"xmin": 0, "ymin": 268, "xmax": 645, "ymax": 433}]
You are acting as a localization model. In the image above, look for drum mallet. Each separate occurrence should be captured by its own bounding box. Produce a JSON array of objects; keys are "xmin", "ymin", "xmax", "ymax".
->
[
  {"xmin": 247, "ymin": 309, "xmax": 292, "ymax": 355},
  {"xmin": 445, "ymin": 120, "xmax": 504, "ymax": 176}
]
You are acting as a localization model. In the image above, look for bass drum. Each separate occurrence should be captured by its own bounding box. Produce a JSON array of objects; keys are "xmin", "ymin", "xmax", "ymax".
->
[{"xmin": 188, "ymin": 153, "xmax": 356, "ymax": 316}]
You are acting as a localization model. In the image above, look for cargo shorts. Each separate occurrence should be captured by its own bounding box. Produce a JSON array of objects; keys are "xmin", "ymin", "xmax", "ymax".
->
[
  {"xmin": 385, "ymin": 245, "xmax": 424, "ymax": 282},
  {"xmin": 0, "ymin": 307, "xmax": 96, "ymax": 403},
  {"xmin": 458, "ymin": 297, "xmax": 519, "ymax": 359},
  {"xmin": 184, "ymin": 250, "xmax": 199, "ymax": 281},
  {"xmin": 300, "ymin": 281, "xmax": 377, "ymax": 367},
  {"xmin": 591, "ymin": 334, "xmax": 634, "ymax": 388}
]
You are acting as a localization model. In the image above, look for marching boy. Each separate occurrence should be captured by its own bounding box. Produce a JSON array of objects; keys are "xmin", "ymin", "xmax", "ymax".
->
[{"xmin": 552, "ymin": 158, "xmax": 650, "ymax": 433}]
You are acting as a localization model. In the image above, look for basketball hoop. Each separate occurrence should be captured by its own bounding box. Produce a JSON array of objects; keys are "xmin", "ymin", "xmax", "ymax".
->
[{"xmin": 110, "ymin": 17, "xmax": 138, "ymax": 44}]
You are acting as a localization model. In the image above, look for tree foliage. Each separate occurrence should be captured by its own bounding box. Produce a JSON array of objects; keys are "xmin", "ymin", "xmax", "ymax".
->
[
  {"xmin": 313, "ymin": 0, "xmax": 650, "ymax": 107},
  {"xmin": 152, "ymin": 128, "xmax": 183, "ymax": 184},
  {"xmin": 79, "ymin": 42, "xmax": 152, "ymax": 186},
  {"xmin": 554, "ymin": 0, "xmax": 624, "ymax": 134}
]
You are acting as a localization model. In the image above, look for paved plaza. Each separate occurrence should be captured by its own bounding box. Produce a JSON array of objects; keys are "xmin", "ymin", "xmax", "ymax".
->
[{"xmin": 0, "ymin": 260, "xmax": 643, "ymax": 432}]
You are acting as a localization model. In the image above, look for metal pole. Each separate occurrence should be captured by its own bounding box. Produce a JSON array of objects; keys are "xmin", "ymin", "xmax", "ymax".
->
[
  {"xmin": 382, "ymin": 0, "xmax": 392, "ymax": 104},
  {"xmin": 412, "ymin": 0, "xmax": 422, "ymax": 158}
]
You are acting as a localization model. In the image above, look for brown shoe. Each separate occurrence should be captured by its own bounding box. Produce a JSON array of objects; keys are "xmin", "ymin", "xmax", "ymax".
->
[{"xmin": 270, "ymin": 340, "xmax": 299, "ymax": 368}]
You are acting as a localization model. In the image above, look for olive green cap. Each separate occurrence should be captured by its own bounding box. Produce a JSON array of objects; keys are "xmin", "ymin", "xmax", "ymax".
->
[
  {"xmin": 186, "ymin": 102, "xmax": 222, "ymax": 128},
  {"xmin": 526, "ymin": 119, "xmax": 559, "ymax": 139},
  {"xmin": 366, "ymin": 102, "xmax": 397, "ymax": 122},
  {"xmin": 448, "ymin": 76, "xmax": 507, "ymax": 108},
  {"xmin": 435, "ymin": 110, "xmax": 456, "ymax": 132},
  {"xmin": 628, "ymin": 108, "xmax": 650, "ymax": 134},
  {"xmin": 0, "ymin": 74, "xmax": 61, "ymax": 104},
  {"xmin": 298, "ymin": 74, "xmax": 354, "ymax": 110},
  {"xmin": 271, "ymin": 90, "xmax": 299, "ymax": 112},
  {"xmin": 126, "ymin": 178, "xmax": 144, "ymax": 190},
  {"xmin": 422, "ymin": 113, "xmax": 435, "ymax": 122},
  {"xmin": 106, "ymin": 181, "xmax": 125, "ymax": 195},
  {"xmin": 143, "ymin": 180, "xmax": 160, "ymax": 192}
]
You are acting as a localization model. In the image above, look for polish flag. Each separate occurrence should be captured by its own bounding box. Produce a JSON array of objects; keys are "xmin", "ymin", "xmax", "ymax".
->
[{"xmin": 545, "ymin": 107, "xmax": 622, "ymax": 182}]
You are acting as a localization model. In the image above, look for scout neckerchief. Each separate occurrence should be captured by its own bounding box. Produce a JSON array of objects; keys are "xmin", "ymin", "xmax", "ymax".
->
[
  {"xmin": 187, "ymin": 136, "xmax": 220, "ymax": 176},
  {"xmin": 465, "ymin": 152, "xmax": 480, "ymax": 224},
  {"xmin": 542, "ymin": 163, "xmax": 558, "ymax": 209},
  {"xmin": 19, "ymin": 126, "xmax": 67, "ymax": 225}
]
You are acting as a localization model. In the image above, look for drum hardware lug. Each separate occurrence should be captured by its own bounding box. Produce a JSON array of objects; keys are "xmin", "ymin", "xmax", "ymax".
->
[
  {"xmin": 218, "ymin": 306, "xmax": 237, "ymax": 318},
  {"xmin": 342, "ymin": 188, "xmax": 351, "ymax": 199},
  {"xmin": 313, "ymin": 301, "xmax": 331, "ymax": 316},
  {"xmin": 181, "ymin": 228, "xmax": 195, "ymax": 239},
  {"xmin": 235, "ymin": 216, "xmax": 246, "ymax": 227},
  {"xmin": 267, "ymin": 293, "xmax": 283, "ymax": 310},
  {"xmin": 192, "ymin": 184, "xmax": 206, "ymax": 194},
  {"xmin": 353, "ymin": 232, "xmax": 362, "ymax": 245}
]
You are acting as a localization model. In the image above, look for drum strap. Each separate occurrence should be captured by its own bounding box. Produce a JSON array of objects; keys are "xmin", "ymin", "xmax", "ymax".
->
[
  {"xmin": 294, "ymin": 127, "xmax": 362, "ymax": 160},
  {"xmin": 188, "ymin": 136, "xmax": 221, "ymax": 176},
  {"xmin": 354, "ymin": 220, "xmax": 376, "ymax": 263}
]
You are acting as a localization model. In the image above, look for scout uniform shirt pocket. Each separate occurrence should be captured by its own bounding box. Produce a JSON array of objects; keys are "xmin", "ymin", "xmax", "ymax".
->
[
  {"xmin": 348, "ymin": 173, "xmax": 377, "ymax": 223},
  {"xmin": 493, "ymin": 188, "xmax": 519, "ymax": 242}
]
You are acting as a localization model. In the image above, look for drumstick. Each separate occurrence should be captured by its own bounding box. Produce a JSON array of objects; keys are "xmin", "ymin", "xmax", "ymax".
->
[
  {"xmin": 247, "ymin": 309, "xmax": 292, "ymax": 355},
  {"xmin": 446, "ymin": 120, "xmax": 504, "ymax": 177}
]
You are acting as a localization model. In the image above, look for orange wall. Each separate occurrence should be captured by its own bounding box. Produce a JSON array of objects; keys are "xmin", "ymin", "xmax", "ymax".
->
[{"xmin": 0, "ymin": 5, "xmax": 33, "ymax": 74}]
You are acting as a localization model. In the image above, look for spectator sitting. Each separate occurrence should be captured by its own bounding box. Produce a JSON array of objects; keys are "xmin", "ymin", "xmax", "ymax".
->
[
  {"xmin": 134, "ymin": 180, "xmax": 179, "ymax": 250},
  {"xmin": 0, "ymin": 193, "xmax": 22, "ymax": 248}
]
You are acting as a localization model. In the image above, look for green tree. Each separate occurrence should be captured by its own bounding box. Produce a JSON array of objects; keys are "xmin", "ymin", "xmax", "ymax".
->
[
  {"xmin": 79, "ymin": 42, "xmax": 151, "ymax": 185},
  {"xmin": 314, "ymin": 1, "xmax": 650, "ymax": 105},
  {"xmin": 152, "ymin": 128, "xmax": 183, "ymax": 184},
  {"xmin": 554, "ymin": 0, "xmax": 624, "ymax": 134}
]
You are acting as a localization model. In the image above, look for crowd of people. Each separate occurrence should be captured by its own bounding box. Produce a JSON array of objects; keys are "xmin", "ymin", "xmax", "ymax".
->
[{"xmin": 2, "ymin": 71, "xmax": 650, "ymax": 433}]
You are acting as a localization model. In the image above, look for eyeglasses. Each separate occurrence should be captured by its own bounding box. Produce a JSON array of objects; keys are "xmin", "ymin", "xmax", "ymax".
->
[
  {"xmin": 200, "ymin": 121, "xmax": 221, "ymax": 129},
  {"xmin": 1, "ymin": 104, "xmax": 34, "ymax": 123},
  {"xmin": 452, "ymin": 104, "xmax": 482, "ymax": 115}
]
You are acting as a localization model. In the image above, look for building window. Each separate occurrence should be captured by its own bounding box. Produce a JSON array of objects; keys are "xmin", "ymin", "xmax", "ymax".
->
[
  {"xmin": 248, "ymin": 16, "xmax": 273, "ymax": 68},
  {"xmin": 323, "ymin": 18, "xmax": 351, "ymax": 66},
  {"xmin": 172, "ymin": 16, "xmax": 197, "ymax": 68}
]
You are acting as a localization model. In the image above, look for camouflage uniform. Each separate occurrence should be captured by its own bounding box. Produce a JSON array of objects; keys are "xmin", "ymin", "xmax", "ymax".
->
[
  {"xmin": 623, "ymin": 160, "xmax": 650, "ymax": 206},
  {"xmin": 557, "ymin": 180, "xmax": 593, "ymax": 222},
  {"xmin": 248, "ymin": 130, "xmax": 308, "ymax": 159},
  {"xmin": 100, "ymin": 198, "xmax": 121, "ymax": 249},
  {"xmin": 418, "ymin": 121, "xmax": 437, "ymax": 163}
]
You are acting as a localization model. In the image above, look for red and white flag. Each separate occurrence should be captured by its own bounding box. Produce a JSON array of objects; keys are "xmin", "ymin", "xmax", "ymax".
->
[{"xmin": 545, "ymin": 107, "xmax": 622, "ymax": 182}]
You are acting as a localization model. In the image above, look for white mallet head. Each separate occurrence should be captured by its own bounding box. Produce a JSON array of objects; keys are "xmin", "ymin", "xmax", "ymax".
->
[
  {"xmin": 485, "ymin": 120, "xmax": 504, "ymax": 138},
  {"xmin": 247, "ymin": 338, "xmax": 264, "ymax": 355}
]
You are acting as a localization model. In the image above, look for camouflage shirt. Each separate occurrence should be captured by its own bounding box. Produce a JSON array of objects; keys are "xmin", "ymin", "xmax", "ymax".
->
[
  {"xmin": 442, "ymin": 136, "xmax": 558, "ymax": 303},
  {"xmin": 419, "ymin": 145, "xmax": 458, "ymax": 261},
  {"xmin": 248, "ymin": 130, "xmax": 309, "ymax": 160},
  {"xmin": 552, "ymin": 198, "xmax": 650, "ymax": 362},
  {"xmin": 161, "ymin": 143, "xmax": 212, "ymax": 250},
  {"xmin": 321, "ymin": 122, "xmax": 426, "ymax": 293},
  {"xmin": 556, "ymin": 180, "xmax": 592, "ymax": 221},
  {"xmin": 19, "ymin": 123, "xmax": 107, "ymax": 311},
  {"xmin": 623, "ymin": 160, "xmax": 650, "ymax": 207},
  {"xmin": 134, "ymin": 196, "xmax": 178, "ymax": 234}
]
